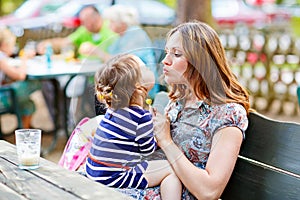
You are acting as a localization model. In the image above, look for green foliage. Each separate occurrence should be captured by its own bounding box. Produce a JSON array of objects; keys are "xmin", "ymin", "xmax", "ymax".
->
[
  {"xmin": 0, "ymin": 0, "xmax": 23, "ymax": 15},
  {"xmin": 158, "ymin": 0, "xmax": 177, "ymax": 9},
  {"xmin": 276, "ymin": 0, "xmax": 300, "ymax": 4},
  {"xmin": 291, "ymin": 16, "xmax": 300, "ymax": 37}
]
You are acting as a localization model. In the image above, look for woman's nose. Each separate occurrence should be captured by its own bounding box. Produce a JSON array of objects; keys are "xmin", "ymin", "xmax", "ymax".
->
[{"xmin": 162, "ymin": 54, "xmax": 171, "ymax": 66}]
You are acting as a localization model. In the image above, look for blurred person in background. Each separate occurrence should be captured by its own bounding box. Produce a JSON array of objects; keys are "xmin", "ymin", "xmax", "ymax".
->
[
  {"xmin": 37, "ymin": 5, "xmax": 117, "ymax": 57},
  {"xmin": 0, "ymin": 28, "xmax": 40, "ymax": 128},
  {"xmin": 79, "ymin": 4, "xmax": 160, "ymax": 115},
  {"xmin": 36, "ymin": 5, "xmax": 118, "ymax": 129}
]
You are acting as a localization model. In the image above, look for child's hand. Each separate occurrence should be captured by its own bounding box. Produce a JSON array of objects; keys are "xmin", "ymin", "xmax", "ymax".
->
[
  {"xmin": 138, "ymin": 58, "xmax": 155, "ymax": 91},
  {"xmin": 19, "ymin": 48, "xmax": 36, "ymax": 59},
  {"xmin": 78, "ymin": 42, "xmax": 96, "ymax": 56}
]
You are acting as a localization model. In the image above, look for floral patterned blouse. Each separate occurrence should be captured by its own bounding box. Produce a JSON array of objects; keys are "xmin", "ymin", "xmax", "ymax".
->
[{"xmin": 116, "ymin": 99, "xmax": 248, "ymax": 199}]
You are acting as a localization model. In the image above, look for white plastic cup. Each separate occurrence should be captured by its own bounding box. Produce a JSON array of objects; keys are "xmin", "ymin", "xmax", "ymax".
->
[{"xmin": 15, "ymin": 129, "xmax": 42, "ymax": 170}]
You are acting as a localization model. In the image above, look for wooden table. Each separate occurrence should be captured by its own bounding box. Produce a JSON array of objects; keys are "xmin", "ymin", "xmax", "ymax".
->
[
  {"xmin": 25, "ymin": 57, "xmax": 103, "ymax": 154},
  {"xmin": 0, "ymin": 140, "xmax": 132, "ymax": 200}
]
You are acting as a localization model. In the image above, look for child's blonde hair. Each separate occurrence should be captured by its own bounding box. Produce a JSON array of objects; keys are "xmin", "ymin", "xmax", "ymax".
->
[
  {"xmin": 95, "ymin": 54, "xmax": 147, "ymax": 110},
  {"xmin": 0, "ymin": 28, "xmax": 16, "ymax": 46}
]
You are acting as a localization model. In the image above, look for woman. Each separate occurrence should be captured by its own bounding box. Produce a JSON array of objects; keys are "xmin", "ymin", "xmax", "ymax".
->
[{"xmin": 118, "ymin": 21, "xmax": 250, "ymax": 199}]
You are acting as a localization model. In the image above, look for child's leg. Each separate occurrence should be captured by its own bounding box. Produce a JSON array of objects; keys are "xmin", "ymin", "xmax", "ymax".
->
[
  {"xmin": 144, "ymin": 160, "xmax": 182, "ymax": 200},
  {"xmin": 22, "ymin": 115, "xmax": 32, "ymax": 128}
]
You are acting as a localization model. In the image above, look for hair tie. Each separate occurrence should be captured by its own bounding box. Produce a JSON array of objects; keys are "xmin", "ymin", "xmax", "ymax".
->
[{"xmin": 97, "ymin": 93, "xmax": 104, "ymax": 100}]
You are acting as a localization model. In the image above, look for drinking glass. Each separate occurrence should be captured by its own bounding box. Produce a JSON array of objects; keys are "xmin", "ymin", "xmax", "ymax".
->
[
  {"xmin": 61, "ymin": 45, "xmax": 75, "ymax": 62},
  {"xmin": 15, "ymin": 129, "xmax": 42, "ymax": 170}
]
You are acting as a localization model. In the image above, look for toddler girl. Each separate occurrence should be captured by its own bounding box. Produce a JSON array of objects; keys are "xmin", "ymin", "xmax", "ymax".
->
[{"xmin": 85, "ymin": 54, "xmax": 181, "ymax": 200}]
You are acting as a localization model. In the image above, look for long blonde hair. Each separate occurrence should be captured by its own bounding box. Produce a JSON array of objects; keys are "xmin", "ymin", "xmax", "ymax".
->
[{"xmin": 167, "ymin": 21, "xmax": 250, "ymax": 113}]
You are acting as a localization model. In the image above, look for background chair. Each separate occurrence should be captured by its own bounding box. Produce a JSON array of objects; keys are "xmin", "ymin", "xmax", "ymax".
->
[
  {"xmin": 0, "ymin": 85, "xmax": 22, "ymax": 139},
  {"xmin": 64, "ymin": 75, "xmax": 95, "ymax": 137}
]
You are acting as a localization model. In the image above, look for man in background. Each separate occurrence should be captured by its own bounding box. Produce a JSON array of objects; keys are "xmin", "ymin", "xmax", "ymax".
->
[{"xmin": 37, "ymin": 5, "xmax": 118, "ymax": 133}]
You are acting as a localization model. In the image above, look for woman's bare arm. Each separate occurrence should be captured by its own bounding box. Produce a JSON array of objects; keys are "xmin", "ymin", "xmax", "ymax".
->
[{"xmin": 154, "ymin": 114, "xmax": 242, "ymax": 199}]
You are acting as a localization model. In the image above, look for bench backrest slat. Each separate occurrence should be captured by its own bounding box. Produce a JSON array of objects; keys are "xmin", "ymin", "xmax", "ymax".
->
[
  {"xmin": 221, "ymin": 112, "xmax": 300, "ymax": 199},
  {"xmin": 222, "ymin": 158, "xmax": 300, "ymax": 200},
  {"xmin": 241, "ymin": 112, "xmax": 300, "ymax": 175}
]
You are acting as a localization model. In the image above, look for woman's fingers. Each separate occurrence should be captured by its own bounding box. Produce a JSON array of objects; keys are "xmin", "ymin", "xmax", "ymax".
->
[
  {"xmin": 149, "ymin": 106, "xmax": 157, "ymax": 117},
  {"xmin": 153, "ymin": 114, "xmax": 170, "ymax": 137}
]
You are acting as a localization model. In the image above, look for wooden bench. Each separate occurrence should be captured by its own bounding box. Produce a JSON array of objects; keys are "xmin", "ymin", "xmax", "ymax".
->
[{"xmin": 221, "ymin": 112, "xmax": 300, "ymax": 199}]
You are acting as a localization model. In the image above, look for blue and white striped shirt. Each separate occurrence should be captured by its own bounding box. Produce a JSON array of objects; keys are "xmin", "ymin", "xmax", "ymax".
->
[{"xmin": 86, "ymin": 106, "xmax": 156, "ymax": 188}]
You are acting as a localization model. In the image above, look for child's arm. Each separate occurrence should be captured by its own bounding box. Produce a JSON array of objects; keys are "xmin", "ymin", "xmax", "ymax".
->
[{"xmin": 0, "ymin": 58, "xmax": 27, "ymax": 81}]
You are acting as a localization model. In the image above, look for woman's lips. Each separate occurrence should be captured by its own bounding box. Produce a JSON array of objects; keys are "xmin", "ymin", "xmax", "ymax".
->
[{"xmin": 163, "ymin": 68, "xmax": 168, "ymax": 74}]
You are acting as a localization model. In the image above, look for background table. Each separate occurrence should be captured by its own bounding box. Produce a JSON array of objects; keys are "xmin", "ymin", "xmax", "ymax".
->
[
  {"xmin": 0, "ymin": 140, "xmax": 131, "ymax": 200},
  {"xmin": 25, "ymin": 57, "xmax": 103, "ymax": 154},
  {"xmin": 26, "ymin": 57, "xmax": 101, "ymax": 78}
]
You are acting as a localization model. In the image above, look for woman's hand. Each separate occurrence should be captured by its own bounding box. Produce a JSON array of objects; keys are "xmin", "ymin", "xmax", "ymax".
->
[{"xmin": 151, "ymin": 110, "xmax": 173, "ymax": 149}]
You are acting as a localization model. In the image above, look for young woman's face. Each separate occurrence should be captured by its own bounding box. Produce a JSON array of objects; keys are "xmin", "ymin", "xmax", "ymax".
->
[
  {"xmin": 133, "ymin": 56, "xmax": 155, "ymax": 91},
  {"xmin": 162, "ymin": 31, "xmax": 188, "ymax": 85}
]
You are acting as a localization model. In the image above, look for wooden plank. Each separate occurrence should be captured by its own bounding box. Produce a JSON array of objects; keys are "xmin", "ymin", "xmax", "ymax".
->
[
  {"xmin": 222, "ymin": 158, "xmax": 300, "ymax": 200},
  {"xmin": 0, "ymin": 182, "xmax": 27, "ymax": 200},
  {"xmin": 0, "ymin": 140, "xmax": 132, "ymax": 200},
  {"xmin": 242, "ymin": 112, "xmax": 300, "ymax": 175},
  {"xmin": 0, "ymin": 157, "xmax": 81, "ymax": 200}
]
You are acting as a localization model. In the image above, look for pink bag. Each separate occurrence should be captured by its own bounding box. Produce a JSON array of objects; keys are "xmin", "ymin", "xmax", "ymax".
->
[{"xmin": 58, "ymin": 117, "xmax": 93, "ymax": 171}]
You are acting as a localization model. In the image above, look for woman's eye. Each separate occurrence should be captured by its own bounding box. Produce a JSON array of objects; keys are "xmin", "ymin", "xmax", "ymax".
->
[{"xmin": 165, "ymin": 49, "xmax": 182, "ymax": 57}]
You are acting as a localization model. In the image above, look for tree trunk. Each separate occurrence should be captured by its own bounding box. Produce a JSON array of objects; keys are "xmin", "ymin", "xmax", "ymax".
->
[{"xmin": 176, "ymin": 0, "xmax": 215, "ymax": 28}]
